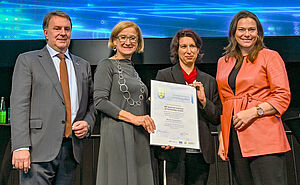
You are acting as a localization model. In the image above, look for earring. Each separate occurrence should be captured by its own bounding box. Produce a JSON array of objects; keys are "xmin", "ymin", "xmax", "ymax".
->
[{"xmin": 113, "ymin": 46, "xmax": 117, "ymax": 52}]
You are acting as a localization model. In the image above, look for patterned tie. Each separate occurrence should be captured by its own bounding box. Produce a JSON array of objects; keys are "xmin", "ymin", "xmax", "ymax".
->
[{"xmin": 57, "ymin": 54, "xmax": 72, "ymax": 138}]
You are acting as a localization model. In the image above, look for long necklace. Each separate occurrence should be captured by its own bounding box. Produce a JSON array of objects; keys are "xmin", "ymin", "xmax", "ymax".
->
[{"xmin": 116, "ymin": 59, "xmax": 145, "ymax": 106}]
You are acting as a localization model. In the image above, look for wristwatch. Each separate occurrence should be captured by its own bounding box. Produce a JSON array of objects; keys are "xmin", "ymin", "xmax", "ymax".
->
[{"xmin": 256, "ymin": 106, "xmax": 264, "ymax": 117}]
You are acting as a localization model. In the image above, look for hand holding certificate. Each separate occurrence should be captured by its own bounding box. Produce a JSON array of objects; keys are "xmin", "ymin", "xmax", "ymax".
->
[{"xmin": 150, "ymin": 80, "xmax": 200, "ymax": 149}]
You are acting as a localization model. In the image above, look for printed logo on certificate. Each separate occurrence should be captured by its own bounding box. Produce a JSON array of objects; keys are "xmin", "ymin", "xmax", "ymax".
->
[{"xmin": 150, "ymin": 80, "xmax": 200, "ymax": 149}]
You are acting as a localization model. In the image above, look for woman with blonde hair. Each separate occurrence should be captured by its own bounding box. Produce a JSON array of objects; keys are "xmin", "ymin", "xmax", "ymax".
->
[{"xmin": 94, "ymin": 21, "xmax": 155, "ymax": 185}]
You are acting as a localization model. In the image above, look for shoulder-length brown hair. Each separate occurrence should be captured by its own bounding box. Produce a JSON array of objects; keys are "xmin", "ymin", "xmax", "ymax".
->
[
  {"xmin": 108, "ymin": 21, "xmax": 144, "ymax": 53},
  {"xmin": 224, "ymin": 10, "xmax": 265, "ymax": 63},
  {"xmin": 170, "ymin": 29, "xmax": 204, "ymax": 64}
]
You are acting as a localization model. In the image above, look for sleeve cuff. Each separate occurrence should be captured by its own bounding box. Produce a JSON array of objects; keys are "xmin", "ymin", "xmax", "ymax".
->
[{"xmin": 14, "ymin": 147, "xmax": 30, "ymax": 152}]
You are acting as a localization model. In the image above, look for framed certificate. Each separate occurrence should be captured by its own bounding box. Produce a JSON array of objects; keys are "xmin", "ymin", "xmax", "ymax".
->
[{"xmin": 150, "ymin": 80, "xmax": 200, "ymax": 149}]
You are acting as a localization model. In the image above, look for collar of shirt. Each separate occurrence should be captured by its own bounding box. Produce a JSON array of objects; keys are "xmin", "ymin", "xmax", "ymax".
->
[
  {"xmin": 180, "ymin": 65, "xmax": 197, "ymax": 85},
  {"xmin": 46, "ymin": 44, "xmax": 71, "ymax": 60}
]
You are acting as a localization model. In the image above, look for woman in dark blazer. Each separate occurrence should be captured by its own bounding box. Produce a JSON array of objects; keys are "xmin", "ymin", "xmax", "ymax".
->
[{"xmin": 152, "ymin": 29, "xmax": 222, "ymax": 185}]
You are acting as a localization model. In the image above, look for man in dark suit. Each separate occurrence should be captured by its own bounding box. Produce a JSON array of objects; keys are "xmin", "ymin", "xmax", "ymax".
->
[{"xmin": 10, "ymin": 10, "xmax": 95, "ymax": 185}]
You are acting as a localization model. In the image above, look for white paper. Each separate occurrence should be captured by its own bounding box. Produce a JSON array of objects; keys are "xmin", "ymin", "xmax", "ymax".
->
[{"xmin": 150, "ymin": 80, "xmax": 200, "ymax": 149}]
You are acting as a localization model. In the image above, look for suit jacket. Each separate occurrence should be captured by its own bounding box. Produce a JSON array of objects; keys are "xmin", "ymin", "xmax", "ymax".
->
[
  {"xmin": 152, "ymin": 63, "xmax": 221, "ymax": 164},
  {"xmin": 10, "ymin": 46, "xmax": 95, "ymax": 164},
  {"xmin": 216, "ymin": 48, "xmax": 291, "ymax": 158}
]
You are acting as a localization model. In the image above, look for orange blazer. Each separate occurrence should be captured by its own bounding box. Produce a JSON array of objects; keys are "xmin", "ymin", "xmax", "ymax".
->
[{"xmin": 216, "ymin": 48, "xmax": 291, "ymax": 158}]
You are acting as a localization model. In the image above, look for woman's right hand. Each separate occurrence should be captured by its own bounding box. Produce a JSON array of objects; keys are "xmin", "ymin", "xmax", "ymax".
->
[
  {"xmin": 161, "ymin": 145, "xmax": 175, "ymax": 150},
  {"xmin": 132, "ymin": 115, "xmax": 156, "ymax": 133},
  {"xmin": 218, "ymin": 131, "xmax": 228, "ymax": 161}
]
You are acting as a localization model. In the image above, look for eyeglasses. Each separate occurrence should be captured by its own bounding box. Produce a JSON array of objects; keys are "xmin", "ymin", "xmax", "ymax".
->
[{"xmin": 115, "ymin": 35, "xmax": 138, "ymax": 43}]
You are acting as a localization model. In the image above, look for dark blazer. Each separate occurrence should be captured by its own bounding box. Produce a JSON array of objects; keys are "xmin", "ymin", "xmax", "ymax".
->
[
  {"xmin": 10, "ymin": 46, "xmax": 95, "ymax": 164},
  {"xmin": 152, "ymin": 63, "xmax": 221, "ymax": 163}
]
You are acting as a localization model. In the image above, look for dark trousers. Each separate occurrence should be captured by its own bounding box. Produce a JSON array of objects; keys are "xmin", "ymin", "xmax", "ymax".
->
[
  {"xmin": 156, "ymin": 153, "xmax": 210, "ymax": 185},
  {"xmin": 229, "ymin": 128, "xmax": 287, "ymax": 185},
  {"xmin": 20, "ymin": 138, "xmax": 78, "ymax": 185}
]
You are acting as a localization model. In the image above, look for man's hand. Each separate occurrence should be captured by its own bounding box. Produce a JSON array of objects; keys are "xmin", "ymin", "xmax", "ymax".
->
[
  {"xmin": 72, "ymin": 121, "xmax": 90, "ymax": 139},
  {"xmin": 12, "ymin": 150, "xmax": 31, "ymax": 173}
]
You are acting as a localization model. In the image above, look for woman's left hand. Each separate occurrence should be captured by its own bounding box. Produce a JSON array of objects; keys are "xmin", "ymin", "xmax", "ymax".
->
[
  {"xmin": 190, "ymin": 82, "xmax": 206, "ymax": 107},
  {"xmin": 233, "ymin": 107, "xmax": 257, "ymax": 131},
  {"xmin": 132, "ymin": 115, "xmax": 156, "ymax": 133}
]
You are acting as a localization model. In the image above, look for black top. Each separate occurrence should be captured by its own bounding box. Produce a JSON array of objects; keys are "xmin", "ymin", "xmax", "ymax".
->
[{"xmin": 228, "ymin": 58, "xmax": 243, "ymax": 94}]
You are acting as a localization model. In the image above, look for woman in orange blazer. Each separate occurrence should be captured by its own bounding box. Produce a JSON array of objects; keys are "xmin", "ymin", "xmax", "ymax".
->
[{"xmin": 216, "ymin": 10, "xmax": 291, "ymax": 185}]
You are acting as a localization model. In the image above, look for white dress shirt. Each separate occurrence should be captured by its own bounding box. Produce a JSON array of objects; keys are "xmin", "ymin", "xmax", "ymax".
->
[{"xmin": 46, "ymin": 44, "xmax": 79, "ymax": 123}]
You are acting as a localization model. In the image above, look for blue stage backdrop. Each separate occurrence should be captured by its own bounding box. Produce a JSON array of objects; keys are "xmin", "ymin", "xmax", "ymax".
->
[{"xmin": 0, "ymin": 0, "xmax": 300, "ymax": 40}]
